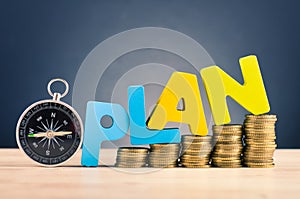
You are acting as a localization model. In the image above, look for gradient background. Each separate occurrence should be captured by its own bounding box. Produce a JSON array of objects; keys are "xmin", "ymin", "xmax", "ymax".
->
[{"xmin": 0, "ymin": 0, "xmax": 299, "ymax": 148}]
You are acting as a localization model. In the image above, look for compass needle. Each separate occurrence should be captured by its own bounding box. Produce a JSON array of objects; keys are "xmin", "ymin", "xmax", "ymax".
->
[{"xmin": 53, "ymin": 131, "xmax": 72, "ymax": 136}]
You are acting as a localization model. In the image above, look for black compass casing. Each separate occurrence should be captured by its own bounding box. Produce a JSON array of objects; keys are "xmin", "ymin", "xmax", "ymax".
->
[{"xmin": 16, "ymin": 100, "xmax": 83, "ymax": 166}]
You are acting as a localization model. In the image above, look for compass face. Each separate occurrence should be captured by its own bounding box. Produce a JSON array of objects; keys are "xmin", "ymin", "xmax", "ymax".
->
[{"xmin": 16, "ymin": 100, "xmax": 83, "ymax": 166}]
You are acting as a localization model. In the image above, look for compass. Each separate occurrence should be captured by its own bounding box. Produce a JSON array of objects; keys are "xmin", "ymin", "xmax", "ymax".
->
[{"xmin": 16, "ymin": 78, "xmax": 83, "ymax": 166}]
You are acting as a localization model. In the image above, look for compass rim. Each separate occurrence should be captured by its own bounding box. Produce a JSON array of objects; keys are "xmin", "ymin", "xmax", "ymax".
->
[{"xmin": 16, "ymin": 99, "xmax": 84, "ymax": 167}]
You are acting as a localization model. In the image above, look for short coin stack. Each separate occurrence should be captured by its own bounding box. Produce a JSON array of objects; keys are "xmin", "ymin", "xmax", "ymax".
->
[
  {"xmin": 212, "ymin": 125, "xmax": 243, "ymax": 168},
  {"xmin": 180, "ymin": 135, "xmax": 213, "ymax": 168},
  {"xmin": 148, "ymin": 144, "xmax": 180, "ymax": 168},
  {"xmin": 115, "ymin": 147, "xmax": 149, "ymax": 168},
  {"xmin": 243, "ymin": 114, "xmax": 277, "ymax": 168}
]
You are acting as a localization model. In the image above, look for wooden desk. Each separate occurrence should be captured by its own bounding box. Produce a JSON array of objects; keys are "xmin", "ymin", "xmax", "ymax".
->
[{"xmin": 0, "ymin": 149, "xmax": 299, "ymax": 199}]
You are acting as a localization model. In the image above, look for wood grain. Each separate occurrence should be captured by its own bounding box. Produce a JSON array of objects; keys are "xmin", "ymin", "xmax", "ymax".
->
[{"xmin": 0, "ymin": 149, "xmax": 299, "ymax": 199}]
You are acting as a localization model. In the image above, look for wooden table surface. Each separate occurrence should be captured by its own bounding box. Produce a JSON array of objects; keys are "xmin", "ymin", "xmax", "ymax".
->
[{"xmin": 0, "ymin": 149, "xmax": 299, "ymax": 199}]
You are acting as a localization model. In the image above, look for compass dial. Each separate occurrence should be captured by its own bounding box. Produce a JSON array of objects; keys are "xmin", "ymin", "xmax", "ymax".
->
[{"xmin": 16, "ymin": 100, "xmax": 83, "ymax": 166}]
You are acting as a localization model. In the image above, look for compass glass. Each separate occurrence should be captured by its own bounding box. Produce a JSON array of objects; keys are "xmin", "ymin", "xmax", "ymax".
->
[{"xmin": 17, "ymin": 101, "xmax": 82, "ymax": 166}]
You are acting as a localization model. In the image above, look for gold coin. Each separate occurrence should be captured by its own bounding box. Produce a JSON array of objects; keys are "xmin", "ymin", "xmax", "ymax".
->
[
  {"xmin": 244, "ymin": 127, "xmax": 275, "ymax": 131},
  {"xmin": 182, "ymin": 135, "xmax": 213, "ymax": 140},
  {"xmin": 246, "ymin": 145, "xmax": 277, "ymax": 150},
  {"xmin": 244, "ymin": 126, "xmax": 276, "ymax": 130},
  {"xmin": 149, "ymin": 161, "xmax": 178, "ymax": 164},
  {"xmin": 245, "ymin": 133, "xmax": 276, "ymax": 137},
  {"xmin": 212, "ymin": 153, "xmax": 241, "ymax": 157},
  {"xmin": 182, "ymin": 147, "xmax": 212, "ymax": 152},
  {"xmin": 115, "ymin": 165, "xmax": 146, "ymax": 168},
  {"xmin": 182, "ymin": 164, "xmax": 211, "ymax": 168},
  {"xmin": 149, "ymin": 151, "xmax": 179, "ymax": 155},
  {"xmin": 243, "ymin": 152, "xmax": 274, "ymax": 156},
  {"xmin": 214, "ymin": 145, "xmax": 243, "ymax": 149},
  {"xmin": 180, "ymin": 160, "xmax": 209, "ymax": 164},
  {"xmin": 182, "ymin": 148, "xmax": 212, "ymax": 153},
  {"xmin": 149, "ymin": 164, "xmax": 177, "ymax": 168},
  {"xmin": 244, "ymin": 125, "xmax": 275, "ymax": 128},
  {"xmin": 182, "ymin": 144, "xmax": 211, "ymax": 149},
  {"xmin": 244, "ymin": 162, "xmax": 275, "ymax": 166},
  {"xmin": 181, "ymin": 153, "xmax": 211, "ymax": 157},
  {"xmin": 181, "ymin": 158, "xmax": 210, "ymax": 162},
  {"xmin": 215, "ymin": 140, "xmax": 243, "ymax": 145},
  {"xmin": 245, "ymin": 114, "xmax": 277, "ymax": 119},
  {"xmin": 245, "ymin": 143, "xmax": 276, "ymax": 147},
  {"xmin": 212, "ymin": 162, "xmax": 242, "ymax": 166},
  {"xmin": 181, "ymin": 161, "xmax": 210, "ymax": 165},
  {"xmin": 243, "ymin": 153, "xmax": 274, "ymax": 157},
  {"xmin": 117, "ymin": 152, "xmax": 148, "ymax": 156},
  {"xmin": 212, "ymin": 158, "xmax": 241, "ymax": 162},
  {"xmin": 214, "ymin": 135, "xmax": 242, "ymax": 138},
  {"xmin": 214, "ymin": 145, "xmax": 243, "ymax": 148},
  {"xmin": 245, "ymin": 137, "xmax": 276, "ymax": 141},
  {"xmin": 245, "ymin": 163, "xmax": 275, "ymax": 168},
  {"xmin": 149, "ymin": 161, "xmax": 178, "ymax": 165},
  {"xmin": 181, "ymin": 153, "xmax": 210, "ymax": 157},
  {"xmin": 244, "ymin": 160, "xmax": 274, "ymax": 164},
  {"xmin": 213, "ymin": 150, "xmax": 243, "ymax": 154},
  {"xmin": 244, "ymin": 137, "xmax": 276, "ymax": 141},
  {"xmin": 245, "ymin": 141, "xmax": 276, "ymax": 145},
  {"xmin": 213, "ymin": 162, "xmax": 242, "ymax": 166},
  {"xmin": 181, "ymin": 157, "xmax": 210, "ymax": 162},
  {"xmin": 213, "ymin": 124, "xmax": 243, "ymax": 129},
  {"xmin": 148, "ymin": 155, "xmax": 178, "ymax": 160},
  {"xmin": 150, "ymin": 143, "xmax": 180, "ymax": 148},
  {"xmin": 215, "ymin": 138, "xmax": 242, "ymax": 142},
  {"xmin": 214, "ymin": 147, "xmax": 243, "ymax": 154},
  {"xmin": 118, "ymin": 147, "xmax": 149, "ymax": 152},
  {"xmin": 182, "ymin": 143, "xmax": 212, "ymax": 148},
  {"xmin": 116, "ymin": 156, "xmax": 147, "ymax": 160},
  {"xmin": 116, "ymin": 162, "xmax": 147, "ymax": 166},
  {"xmin": 244, "ymin": 118, "xmax": 277, "ymax": 122},
  {"xmin": 213, "ymin": 131, "xmax": 243, "ymax": 135},
  {"xmin": 213, "ymin": 164, "xmax": 242, "ymax": 168}
]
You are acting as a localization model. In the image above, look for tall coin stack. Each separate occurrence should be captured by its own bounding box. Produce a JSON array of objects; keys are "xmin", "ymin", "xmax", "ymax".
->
[
  {"xmin": 180, "ymin": 135, "xmax": 213, "ymax": 168},
  {"xmin": 115, "ymin": 147, "xmax": 149, "ymax": 168},
  {"xmin": 148, "ymin": 144, "xmax": 180, "ymax": 168},
  {"xmin": 243, "ymin": 114, "xmax": 277, "ymax": 168},
  {"xmin": 212, "ymin": 125, "xmax": 243, "ymax": 168}
]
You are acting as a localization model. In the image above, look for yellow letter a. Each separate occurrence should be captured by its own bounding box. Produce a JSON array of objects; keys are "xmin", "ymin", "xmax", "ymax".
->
[
  {"xmin": 200, "ymin": 55, "xmax": 270, "ymax": 125},
  {"xmin": 147, "ymin": 72, "xmax": 208, "ymax": 136}
]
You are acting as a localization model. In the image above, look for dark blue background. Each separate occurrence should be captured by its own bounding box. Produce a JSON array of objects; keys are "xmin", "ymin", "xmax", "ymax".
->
[{"xmin": 0, "ymin": 0, "xmax": 299, "ymax": 148}]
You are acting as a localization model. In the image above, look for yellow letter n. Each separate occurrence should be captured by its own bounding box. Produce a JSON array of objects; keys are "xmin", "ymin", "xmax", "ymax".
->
[{"xmin": 200, "ymin": 55, "xmax": 270, "ymax": 125}]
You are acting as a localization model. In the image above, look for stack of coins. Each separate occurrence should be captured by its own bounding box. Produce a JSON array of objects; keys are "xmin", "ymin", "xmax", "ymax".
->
[
  {"xmin": 148, "ymin": 144, "xmax": 180, "ymax": 168},
  {"xmin": 180, "ymin": 135, "xmax": 213, "ymax": 168},
  {"xmin": 212, "ymin": 125, "xmax": 243, "ymax": 168},
  {"xmin": 243, "ymin": 114, "xmax": 277, "ymax": 168},
  {"xmin": 115, "ymin": 147, "xmax": 149, "ymax": 168}
]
